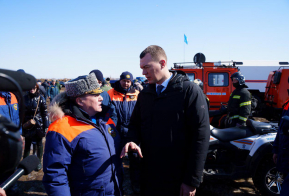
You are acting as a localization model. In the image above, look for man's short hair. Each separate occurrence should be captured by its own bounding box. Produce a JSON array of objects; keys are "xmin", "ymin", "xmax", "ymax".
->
[{"xmin": 140, "ymin": 45, "xmax": 167, "ymax": 62}]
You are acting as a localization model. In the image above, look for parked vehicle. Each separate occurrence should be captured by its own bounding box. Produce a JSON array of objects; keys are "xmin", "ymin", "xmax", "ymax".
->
[
  {"xmin": 206, "ymin": 120, "xmax": 281, "ymax": 196},
  {"xmin": 262, "ymin": 66, "xmax": 289, "ymax": 120},
  {"xmin": 172, "ymin": 53, "xmax": 289, "ymax": 121}
]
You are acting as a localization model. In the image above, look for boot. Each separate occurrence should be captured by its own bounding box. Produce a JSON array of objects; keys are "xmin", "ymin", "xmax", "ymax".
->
[{"xmin": 35, "ymin": 145, "xmax": 43, "ymax": 171}]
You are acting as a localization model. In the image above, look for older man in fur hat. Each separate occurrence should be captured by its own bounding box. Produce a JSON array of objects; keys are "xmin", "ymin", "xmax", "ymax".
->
[{"xmin": 43, "ymin": 73, "xmax": 123, "ymax": 196}]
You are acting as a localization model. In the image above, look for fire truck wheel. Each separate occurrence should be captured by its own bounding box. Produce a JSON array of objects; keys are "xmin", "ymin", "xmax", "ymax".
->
[{"xmin": 252, "ymin": 159, "xmax": 282, "ymax": 196}]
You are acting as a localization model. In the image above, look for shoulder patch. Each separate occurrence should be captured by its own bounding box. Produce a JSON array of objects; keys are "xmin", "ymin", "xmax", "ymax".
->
[{"xmin": 108, "ymin": 127, "xmax": 116, "ymax": 137}]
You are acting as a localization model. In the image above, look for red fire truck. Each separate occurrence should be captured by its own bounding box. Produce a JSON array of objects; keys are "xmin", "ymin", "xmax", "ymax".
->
[{"xmin": 171, "ymin": 53, "xmax": 288, "ymax": 120}]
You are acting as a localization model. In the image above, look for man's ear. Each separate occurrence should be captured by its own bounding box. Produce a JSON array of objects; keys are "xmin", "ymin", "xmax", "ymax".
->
[
  {"xmin": 160, "ymin": 60, "xmax": 166, "ymax": 68},
  {"xmin": 76, "ymin": 97, "xmax": 83, "ymax": 106}
]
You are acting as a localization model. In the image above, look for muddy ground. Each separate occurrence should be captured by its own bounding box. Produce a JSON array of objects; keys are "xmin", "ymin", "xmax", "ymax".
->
[{"xmin": 13, "ymin": 157, "xmax": 262, "ymax": 196}]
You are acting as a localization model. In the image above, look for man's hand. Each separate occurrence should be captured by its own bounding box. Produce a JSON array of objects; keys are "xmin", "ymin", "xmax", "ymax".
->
[
  {"xmin": 0, "ymin": 188, "xmax": 7, "ymax": 196},
  {"xmin": 180, "ymin": 183, "xmax": 196, "ymax": 196},
  {"xmin": 120, "ymin": 142, "xmax": 143, "ymax": 158},
  {"xmin": 273, "ymin": 153, "xmax": 278, "ymax": 164}
]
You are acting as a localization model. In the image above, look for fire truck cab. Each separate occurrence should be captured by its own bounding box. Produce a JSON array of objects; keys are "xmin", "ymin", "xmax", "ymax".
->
[
  {"xmin": 263, "ymin": 65, "xmax": 289, "ymax": 118},
  {"xmin": 172, "ymin": 61, "xmax": 240, "ymax": 110}
]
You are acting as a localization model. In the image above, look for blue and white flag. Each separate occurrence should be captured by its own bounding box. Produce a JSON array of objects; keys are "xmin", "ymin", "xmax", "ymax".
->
[{"xmin": 184, "ymin": 34, "xmax": 188, "ymax": 44}]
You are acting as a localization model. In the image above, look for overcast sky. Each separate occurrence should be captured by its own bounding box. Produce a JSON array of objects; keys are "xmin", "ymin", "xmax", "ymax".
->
[{"xmin": 0, "ymin": 0, "xmax": 288, "ymax": 79}]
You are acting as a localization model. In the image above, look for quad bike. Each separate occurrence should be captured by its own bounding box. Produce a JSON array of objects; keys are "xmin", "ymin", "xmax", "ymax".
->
[{"xmin": 205, "ymin": 119, "xmax": 283, "ymax": 195}]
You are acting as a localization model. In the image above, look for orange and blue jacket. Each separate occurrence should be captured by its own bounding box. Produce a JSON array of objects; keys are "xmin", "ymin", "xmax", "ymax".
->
[
  {"xmin": 0, "ymin": 91, "xmax": 21, "ymax": 134},
  {"xmin": 43, "ymin": 111, "xmax": 122, "ymax": 196},
  {"xmin": 107, "ymin": 83, "xmax": 139, "ymax": 144}
]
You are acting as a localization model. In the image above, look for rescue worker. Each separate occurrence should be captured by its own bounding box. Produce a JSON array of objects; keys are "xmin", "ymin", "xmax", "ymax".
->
[
  {"xmin": 107, "ymin": 71, "xmax": 140, "ymax": 193},
  {"xmin": 193, "ymin": 79, "xmax": 210, "ymax": 110},
  {"xmin": 43, "ymin": 73, "xmax": 122, "ymax": 196},
  {"xmin": 37, "ymin": 80, "xmax": 47, "ymax": 101},
  {"xmin": 47, "ymin": 79, "xmax": 59, "ymax": 102},
  {"xmin": 226, "ymin": 72, "xmax": 251, "ymax": 128},
  {"xmin": 0, "ymin": 91, "xmax": 21, "ymax": 134},
  {"xmin": 0, "ymin": 91, "xmax": 22, "ymax": 195},
  {"xmin": 273, "ymin": 99, "xmax": 289, "ymax": 196}
]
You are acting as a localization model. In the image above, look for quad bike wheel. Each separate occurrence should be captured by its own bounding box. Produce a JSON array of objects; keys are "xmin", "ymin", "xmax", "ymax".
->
[{"xmin": 253, "ymin": 159, "xmax": 283, "ymax": 196}]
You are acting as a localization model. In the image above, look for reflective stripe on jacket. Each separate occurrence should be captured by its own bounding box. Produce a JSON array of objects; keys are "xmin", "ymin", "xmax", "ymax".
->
[{"xmin": 227, "ymin": 86, "xmax": 251, "ymax": 124}]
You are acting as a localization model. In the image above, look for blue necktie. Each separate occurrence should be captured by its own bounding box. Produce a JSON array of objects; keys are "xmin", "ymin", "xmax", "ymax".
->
[{"xmin": 156, "ymin": 85, "xmax": 164, "ymax": 96}]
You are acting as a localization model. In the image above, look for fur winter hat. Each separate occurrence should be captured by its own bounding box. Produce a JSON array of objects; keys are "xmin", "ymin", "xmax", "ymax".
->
[{"xmin": 65, "ymin": 73, "xmax": 103, "ymax": 97}]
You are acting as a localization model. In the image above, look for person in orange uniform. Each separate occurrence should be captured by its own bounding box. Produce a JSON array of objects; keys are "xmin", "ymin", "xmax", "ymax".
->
[
  {"xmin": 0, "ymin": 91, "xmax": 22, "ymax": 195},
  {"xmin": 0, "ymin": 92, "xmax": 21, "ymax": 134},
  {"xmin": 43, "ymin": 73, "xmax": 122, "ymax": 196},
  {"xmin": 107, "ymin": 71, "xmax": 140, "ymax": 193}
]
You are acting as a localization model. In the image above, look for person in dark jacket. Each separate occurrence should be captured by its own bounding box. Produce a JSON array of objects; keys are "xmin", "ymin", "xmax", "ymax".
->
[
  {"xmin": 120, "ymin": 45, "xmax": 210, "ymax": 196},
  {"xmin": 226, "ymin": 72, "xmax": 251, "ymax": 128},
  {"xmin": 37, "ymin": 81, "xmax": 47, "ymax": 101},
  {"xmin": 47, "ymin": 79, "xmax": 59, "ymax": 101},
  {"xmin": 22, "ymin": 84, "xmax": 49, "ymax": 171},
  {"xmin": 90, "ymin": 69, "xmax": 118, "ymax": 126},
  {"xmin": 273, "ymin": 99, "xmax": 289, "ymax": 196},
  {"xmin": 43, "ymin": 73, "xmax": 122, "ymax": 196},
  {"xmin": 41, "ymin": 80, "xmax": 49, "ymax": 91}
]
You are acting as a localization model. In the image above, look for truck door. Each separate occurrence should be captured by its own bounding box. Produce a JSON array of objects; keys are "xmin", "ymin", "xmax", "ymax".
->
[{"xmin": 204, "ymin": 72, "xmax": 230, "ymax": 110}]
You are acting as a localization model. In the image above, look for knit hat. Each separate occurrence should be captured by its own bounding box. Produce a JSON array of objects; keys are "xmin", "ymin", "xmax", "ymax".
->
[
  {"xmin": 120, "ymin": 71, "xmax": 133, "ymax": 82},
  {"xmin": 90, "ymin": 70, "xmax": 104, "ymax": 83},
  {"xmin": 65, "ymin": 73, "xmax": 103, "ymax": 97}
]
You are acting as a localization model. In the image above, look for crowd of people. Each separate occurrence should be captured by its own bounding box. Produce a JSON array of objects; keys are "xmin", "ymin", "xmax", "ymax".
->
[{"xmin": 0, "ymin": 45, "xmax": 288, "ymax": 196}]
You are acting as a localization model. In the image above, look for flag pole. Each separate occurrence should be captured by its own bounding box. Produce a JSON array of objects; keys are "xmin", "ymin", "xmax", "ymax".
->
[
  {"xmin": 184, "ymin": 34, "xmax": 188, "ymax": 62},
  {"xmin": 184, "ymin": 42, "xmax": 186, "ymax": 62}
]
